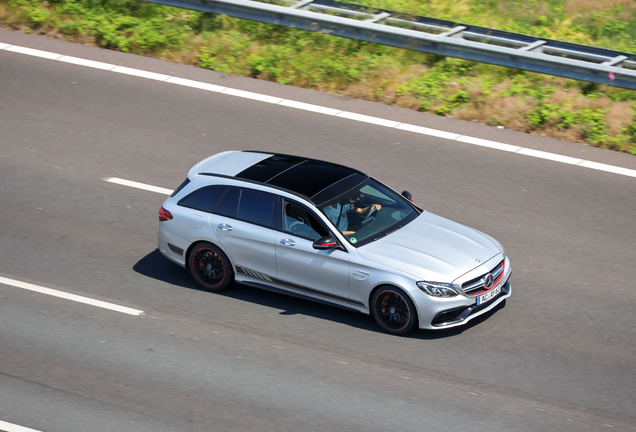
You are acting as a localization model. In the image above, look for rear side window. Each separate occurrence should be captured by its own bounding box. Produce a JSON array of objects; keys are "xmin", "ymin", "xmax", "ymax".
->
[
  {"xmin": 170, "ymin": 178, "xmax": 191, "ymax": 198},
  {"xmin": 238, "ymin": 189, "xmax": 277, "ymax": 228},
  {"xmin": 214, "ymin": 187, "xmax": 241, "ymax": 218},
  {"xmin": 179, "ymin": 186, "xmax": 227, "ymax": 212}
]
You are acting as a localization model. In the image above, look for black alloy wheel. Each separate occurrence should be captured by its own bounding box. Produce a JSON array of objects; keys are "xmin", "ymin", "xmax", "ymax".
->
[
  {"xmin": 371, "ymin": 287, "xmax": 417, "ymax": 335},
  {"xmin": 189, "ymin": 242, "xmax": 233, "ymax": 291}
]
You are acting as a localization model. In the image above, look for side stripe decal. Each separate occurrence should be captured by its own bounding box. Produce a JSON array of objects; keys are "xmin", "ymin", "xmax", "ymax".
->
[{"xmin": 235, "ymin": 265, "xmax": 365, "ymax": 308}]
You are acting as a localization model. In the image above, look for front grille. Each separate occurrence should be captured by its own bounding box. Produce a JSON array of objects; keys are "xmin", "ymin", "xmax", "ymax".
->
[{"xmin": 462, "ymin": 260, "xmax": 504, "ymax": 296}]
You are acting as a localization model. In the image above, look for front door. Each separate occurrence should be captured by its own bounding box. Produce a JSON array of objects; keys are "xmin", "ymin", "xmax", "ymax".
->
[{"xmin": 275, "ymin": 200, "xmax": 350, "ymax": 302}]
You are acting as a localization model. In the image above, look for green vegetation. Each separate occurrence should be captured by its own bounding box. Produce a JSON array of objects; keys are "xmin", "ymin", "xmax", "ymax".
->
[{"xmin": 1, "ymin": 0, "xmax": 636, "ymax": 154}]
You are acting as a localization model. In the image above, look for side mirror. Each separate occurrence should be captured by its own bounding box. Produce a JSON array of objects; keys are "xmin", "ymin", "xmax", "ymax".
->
[
  {"xmin": 313, "ymin": 236, "xmax": 339, "ymax": 250},
  {"xmin": 401, "ymin": 190, "xmax": 414, "ymax": 202}
]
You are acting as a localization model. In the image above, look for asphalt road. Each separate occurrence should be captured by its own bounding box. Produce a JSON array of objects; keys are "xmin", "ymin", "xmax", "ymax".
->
[{"xmin": 1, "ymin": 30, "xmax": 635, "ymax": 432}]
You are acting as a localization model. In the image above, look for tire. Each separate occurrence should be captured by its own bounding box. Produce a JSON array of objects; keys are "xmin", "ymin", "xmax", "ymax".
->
[
  {"xmin": 371, "ymin": 286, "xmax": 417, "ymax": 335},
  {"xmin": 188, "ymin": 242, "xmax": 233, "ymax": 292}
]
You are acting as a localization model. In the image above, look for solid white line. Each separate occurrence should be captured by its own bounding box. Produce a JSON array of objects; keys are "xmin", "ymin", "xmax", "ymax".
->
[
  {"xmin": 222, "ymin": 88, "xmax": 284, "ymax": 104},
  {"xmin": 336, "ymin": 111, "xmax": 401, "ymax": 128},
  {"xmin": 516, "ymin": 147, "xmax": 583, "ymax": 165},
  {"xmin": 166, "ymin": 76, "xmax": 226, "ymax": 92},
  {"xmin": 58, "ymin": 55, "xmax": 116, "ymax": 70},
  {"xmin": 0, "ymin": 276, "xmax": 145, "ymax": 316},
  {"xmin": 6, "ymin": 45, "xmax": 62, "ymax": 59},
  {"xmin": 396, "ymin": 123, "xmax": 461, "ymax": 140},
  {"xmin": 278, "ymin": 99, "xmax": 341, "ymax": 115},
  {"xmin": 456, "ymin": 136, "xmax": 521, "ymax": 152},
  {"xmin": 0, "ymin": 419, "xmax": 43, "ymax": 432},
  {"xmin": 105, "ymin": 177, "xmax": 173, "ymax": 195},
  {"xmin": 3, "ymin": 41, "xmax": 636, "ymax": 180},
  {"xmin": 579, "ymin": 160, "xmax": 636, "ymax": 178},
  {"xmin": 112, "ymin": 65, "xmax": 170, "ymax": 81}
]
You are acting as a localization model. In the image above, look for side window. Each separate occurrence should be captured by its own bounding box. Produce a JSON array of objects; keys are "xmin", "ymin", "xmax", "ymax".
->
[
  {"xmin": 214, "ymin": 187, "xmax": 240, "ymax": 218},
  {"xmin": 170, "ymin": 177, "xmax": 191, "ymax": 198},
  {"xmin": 282, "ymin": 201, "xmax": 329, "ymax": 241},
  {"xmin": 238, "ymin": 189, "xmax": 277, "ymax": 228},
  {"xmin": 179, "ymin": 186, "xmax": 227, "ymax": 212}
]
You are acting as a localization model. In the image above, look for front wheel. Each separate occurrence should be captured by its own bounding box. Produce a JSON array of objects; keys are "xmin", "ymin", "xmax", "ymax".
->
[
  {"xmin": 371, "ymin": 287, "xmax": 417, "ymax": 335},
  {"xmin": 189, "ymin": 242, "xmax": 233, "ymax": 291}
]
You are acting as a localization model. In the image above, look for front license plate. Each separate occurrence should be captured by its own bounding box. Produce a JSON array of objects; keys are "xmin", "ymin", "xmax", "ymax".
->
[{"xmin": 477, "ymin": 284, "xmax": 501, "ymax": 306}]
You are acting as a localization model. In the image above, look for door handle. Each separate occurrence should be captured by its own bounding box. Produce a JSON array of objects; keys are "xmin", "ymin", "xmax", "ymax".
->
[
  {"xmin": 280, "ymin": 238, "xmax": 296, "ymax": 246},
  {"xmin": 218, "ymin": 223, "xmax": 233, "ymax": 231}
]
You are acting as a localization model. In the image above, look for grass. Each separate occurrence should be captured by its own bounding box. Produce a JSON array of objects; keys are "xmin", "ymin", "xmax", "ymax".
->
[{"xmin": 1, "ymin": 0, "xmax": 636, "ymax": 155}]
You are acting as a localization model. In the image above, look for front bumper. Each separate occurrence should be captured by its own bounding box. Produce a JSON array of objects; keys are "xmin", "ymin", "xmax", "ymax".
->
[
  {"xmin": 428, "ymin": 279, "xmax": 511, "ymax": 328},
  {"xmin": 414, "ymin": 253, "xmax": 512, "ymax": 330}
]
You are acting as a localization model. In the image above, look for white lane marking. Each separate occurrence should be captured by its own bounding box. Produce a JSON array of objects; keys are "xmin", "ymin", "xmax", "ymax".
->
[
  {"xmin": 0, "ymin": 276, "xmax": 144, "ymax": 316},
  {"xmin": 104, "ymin": 177, "xmax": 173, "ymax": 195},
  {"xmin": 579, "ymin": 160, "xmax": 636, "ymax": 178},
  {"xmin": 516, "ymin": 148, "xmax": 583, "ymax": 165},
  {"xmin": 278, "ymin": 99, "xmax": 341, "ymax": 115},
  {"xmin": 336, "ymin": 111, "xmax": 401, "ymax": 128},
  {"xmin": 222, "ymin": 88, "xmax": 284, "ymax": 104},
  {"xmin": 396, "ymin": 123, "xmax": 460, "ymax": 140},
  {"xmin": 0, "ymin": 419, "xmax": 43, "ymax": 432},
  {"xmin": 58, "ymin": 55, "xmax": 116, "ymax": 70},
  {"xmin": 166, "ymin": 76, "xmax": 226, "ymax": 92},
  {"xmin": 112, "ymin": 65, "xmax": 170, "ymax": 81},
  {"xmin": 3, "ymin": 41, "xmax": 636, "ymax": 180},
  {"xmin": 456, "ymin": 135, "xmax": 521, "ymax": 152},
  {"xmin": 6, "ymin": 45, "xmax": 62, "ymax": 60}
]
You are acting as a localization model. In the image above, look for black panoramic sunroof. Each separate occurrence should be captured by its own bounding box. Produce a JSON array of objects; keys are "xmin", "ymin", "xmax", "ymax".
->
[
  {"xmin": 267, "ymin": 160, "xmax": 355, "ymax": 199},
  {"xmin": 236, "ymin": 155, "xmax": 305, "ymax": 182},
  {"xmin": 235, "ymin": 154, "xmax": 365, "ymax": 202}
]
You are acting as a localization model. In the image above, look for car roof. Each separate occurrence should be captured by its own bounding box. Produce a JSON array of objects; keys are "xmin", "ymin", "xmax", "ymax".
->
[{"xmin": 190, "ymin": 150, "xmax": 369, "ymax": 205}]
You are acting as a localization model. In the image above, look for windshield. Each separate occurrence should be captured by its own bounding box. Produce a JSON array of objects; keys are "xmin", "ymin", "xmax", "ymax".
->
[{"xmin": 319, "ymin": 178, "xmax": 419, "ymax": 247}]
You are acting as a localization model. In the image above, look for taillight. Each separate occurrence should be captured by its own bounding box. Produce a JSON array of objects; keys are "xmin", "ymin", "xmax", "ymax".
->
[{"xmin": 159, "ymin": 206, "xmax": 173, "ymax": 221}]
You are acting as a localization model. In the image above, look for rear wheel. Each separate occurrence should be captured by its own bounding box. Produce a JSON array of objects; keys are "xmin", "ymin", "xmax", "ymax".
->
[
  {"xmin": 189, "ymin": 242, "xmax": 233, "ymax": 291},
  {"xmin": 371, "ymin": 287, "xmax": 417, "ymax": 335}
]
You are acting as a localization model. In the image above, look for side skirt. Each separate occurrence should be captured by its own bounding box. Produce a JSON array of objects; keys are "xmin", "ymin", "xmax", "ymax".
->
[{"xmin": 234, "ymin": 266, "xmax": 368, "ymax": 314}]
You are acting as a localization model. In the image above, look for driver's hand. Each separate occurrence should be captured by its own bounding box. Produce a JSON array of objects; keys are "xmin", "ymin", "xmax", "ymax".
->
[{"xmin": 369, "ymin": 204, "xmax": 381, "ymax": 212}]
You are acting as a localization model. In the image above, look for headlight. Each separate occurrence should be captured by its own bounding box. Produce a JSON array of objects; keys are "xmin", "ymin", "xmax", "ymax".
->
[{"xmin": 417, "ymin": 281, "xmax": 458, "ymax": 297}]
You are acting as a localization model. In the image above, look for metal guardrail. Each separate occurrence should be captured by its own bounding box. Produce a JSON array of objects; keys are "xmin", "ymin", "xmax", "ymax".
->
[{"xmin": 140, "ymin": 0, "xmax": 636, "ymax": 90}]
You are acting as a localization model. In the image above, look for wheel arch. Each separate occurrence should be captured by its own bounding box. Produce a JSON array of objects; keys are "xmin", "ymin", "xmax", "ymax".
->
[
  {"xmin": 185, "ymin": 239, "xmax": 232, "ymax": 271},
  {"xmin": 369, "ymin": 283, "xmax": 420, "ymax": 326}
]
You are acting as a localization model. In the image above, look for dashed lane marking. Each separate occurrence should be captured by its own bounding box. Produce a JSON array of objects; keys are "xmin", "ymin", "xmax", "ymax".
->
[
  {"xmin": 0, "ymin": 276, "xmax": 145, "ymax": 316},
  {"xmin": 0, "ymin": 419, "xmax": 43, "ymax": 432},
  {"xmin": 105, "ymin": 177, "xmax": 173, "ymax": 195},
  {"xmin": 2, "ymin": 41, "xmax": 636, "ymax": 180}
]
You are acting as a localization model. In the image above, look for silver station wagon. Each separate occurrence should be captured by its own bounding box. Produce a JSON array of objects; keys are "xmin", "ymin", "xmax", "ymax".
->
[{"xmin": 158, "ymin": 151, "xmax": 512, "ymax": 335}]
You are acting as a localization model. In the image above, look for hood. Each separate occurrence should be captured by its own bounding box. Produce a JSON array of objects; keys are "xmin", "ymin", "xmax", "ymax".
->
[{"xmin": 357, "ymin": 211, "xmax": 502, "ymax": 281}]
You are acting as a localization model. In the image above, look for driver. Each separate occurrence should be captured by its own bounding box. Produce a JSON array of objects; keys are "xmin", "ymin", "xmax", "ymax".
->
[{"xmin": 323, "ymin": 200, "xmax": 381, "ymax": 236}]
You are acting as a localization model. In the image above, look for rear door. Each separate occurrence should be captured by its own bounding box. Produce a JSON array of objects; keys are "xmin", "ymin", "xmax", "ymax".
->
[{"xmin": 207, "ymin": 187, "xmax": 278, "ymax": 280}]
